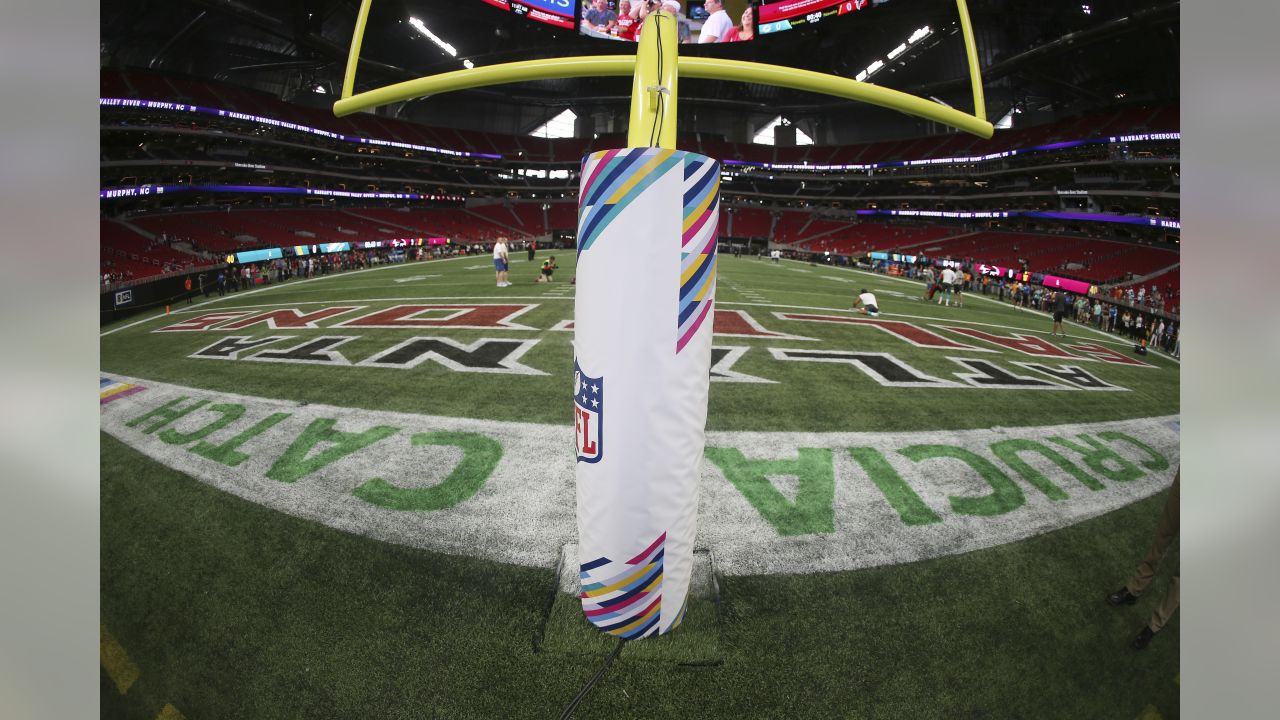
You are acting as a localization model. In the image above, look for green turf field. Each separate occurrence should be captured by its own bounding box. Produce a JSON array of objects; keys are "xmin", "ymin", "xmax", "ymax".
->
[{"xmin": 100, "ymin": 252, "xmax": 1180, "ymax": 718}]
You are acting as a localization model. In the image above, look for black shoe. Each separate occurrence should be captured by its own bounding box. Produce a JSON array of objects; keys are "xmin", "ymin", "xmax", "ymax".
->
[
  {"xmin": 1106, "ymin": 587, "xmax": 1137, "ymax": 606},
  {"xmin": 1131, "ymin": 626, "xmax": 1155, "ymax": 650}
]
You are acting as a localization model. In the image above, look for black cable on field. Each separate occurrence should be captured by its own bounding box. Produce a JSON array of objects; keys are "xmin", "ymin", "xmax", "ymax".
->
[{"xmin": 556, "ymin": 637, "xmax": 627, "ymax": 720}]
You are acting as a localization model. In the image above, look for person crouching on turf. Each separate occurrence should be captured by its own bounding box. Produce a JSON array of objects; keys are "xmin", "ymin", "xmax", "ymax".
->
[
  {"xmin": 536, "ymin": 255, "xmax": 558, "ymax": 283},
  {"xmin": 852, "ymin": 289, "xmax": 880, "ymax": 317}
]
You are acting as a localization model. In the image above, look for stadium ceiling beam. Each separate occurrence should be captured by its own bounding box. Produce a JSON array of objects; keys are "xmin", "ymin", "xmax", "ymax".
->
[
  {"xmin": 148, "ymin": 10, "xmax": 208, "ymax": 70},
  {"xmin": 907, "ymin": 0, "xmax": 1179, "ymax": 98},
  {"xmin": 1015, "ymin": 68, "xmax": 1108, "ymax": 105},
  {"xmin": 188, "ymin": 0, "xmax": 417, "ymax": 87}
]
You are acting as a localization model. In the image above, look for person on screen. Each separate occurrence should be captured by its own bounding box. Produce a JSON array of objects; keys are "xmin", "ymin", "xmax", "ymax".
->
[
  {"xmin": 719, "ymin": 4, "xmax": 754, "ymax": 42},
  {"xmin": 698, "ymin": 0, "xmax": 732, "ymax": 43},
  {"xmin": 583, "ymin": 0, "xmax": 618, "ymax": 33},
  {"xmin": 615, "ymin": 1, "xmax": 637, "ymax": 39},
  {"xmin": 851, "ymin": 289, "xmax": 880, "ymax": 317}
]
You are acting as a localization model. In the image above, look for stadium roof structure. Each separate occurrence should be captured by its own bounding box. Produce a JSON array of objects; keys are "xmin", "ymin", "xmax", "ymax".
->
[{"xmin": 101, "ymin": 0, "xmax": 1179, "ymax": 128}]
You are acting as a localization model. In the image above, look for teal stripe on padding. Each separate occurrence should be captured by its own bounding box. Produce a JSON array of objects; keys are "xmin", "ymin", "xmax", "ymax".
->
[{"xmin": 578, "ymin": 154, "xmax": 683, "ymax": 255}]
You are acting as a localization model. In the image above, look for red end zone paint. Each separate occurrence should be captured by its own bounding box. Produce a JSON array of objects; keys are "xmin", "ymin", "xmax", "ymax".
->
[
  {"xmin": 1065, "ymin": 342, "xmax": 1157, "ymax": 367},
  {"xmin": 155, "ymin": 311, "xmax": 249, "ymax": 332},
  {"xmin": 713, "ymin": 309, "xmax": 812, "ymax": 339},
  {"xmin": 941, "ymin": 327, "xmax": 1079, "ymax": 358},
  {"xmin": 219, "ymin": 306, "xmax": 361, "ymax": 330},
  {"xmin": 336, "ymin": 304, "xmax": 537, "ymax": 329},
  {"xmin": 555, "ymin": 309, "xmax": 809, "ymax": 339},
  {"xmin": 776, "ymin": 313, "xmax": 984, "ymax": 350}
]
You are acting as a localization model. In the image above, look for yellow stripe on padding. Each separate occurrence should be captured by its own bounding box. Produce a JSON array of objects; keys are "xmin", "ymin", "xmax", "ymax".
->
[
  {"xmin": 681, "ymin": 252, "xmax": 709, "ymax": 286},
  {"xmin": 682, "ymin": 182, "xmax": 716, "ymax": 233},
  {"xmin": 613, "ymin": 599, "xmax": 662, "ymax": 635},
  {"xmin": 583, "ymin": 562, "xmax": 659, "ymax": 597},
  {"xmin": 100, "ymin": 624, "xmax": 140, "ymax": 695},
  {"xmin": 693, "ymin": 265, "xmax": 717, "ymax": 302},
  {"xmin": 606, "ymin": 149, "xmax": 674, "ymax": 204}
]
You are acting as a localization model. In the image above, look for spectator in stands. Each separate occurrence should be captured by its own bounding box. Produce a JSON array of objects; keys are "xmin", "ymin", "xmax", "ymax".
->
[
  {"xmin": 699, "ymin": 0, "xmax": 732, "ymax": 43},
  {"xmin": 851, "ymin": 289, "xmax": 880, "ymax": 317},
  {"xmin": 493, "ymin": 236, "xmax": 511, "ymax": 287}
]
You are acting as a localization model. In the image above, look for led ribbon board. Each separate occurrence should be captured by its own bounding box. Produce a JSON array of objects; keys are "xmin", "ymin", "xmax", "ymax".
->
[{"xmin": 336, "ymin": 0, "xmax": 991, "ymax": 639}]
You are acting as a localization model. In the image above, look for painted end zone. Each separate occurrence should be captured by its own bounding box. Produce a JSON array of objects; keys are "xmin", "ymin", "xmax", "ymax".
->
[{"xmin": 101, "ymin": 374, "xmax": 1178, "ymax": 577}]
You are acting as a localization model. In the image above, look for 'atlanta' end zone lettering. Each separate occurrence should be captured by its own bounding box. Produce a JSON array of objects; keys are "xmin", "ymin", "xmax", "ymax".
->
[{"xmin": 356, "ymin": 337, "xmax": 546, "ymax": 375}]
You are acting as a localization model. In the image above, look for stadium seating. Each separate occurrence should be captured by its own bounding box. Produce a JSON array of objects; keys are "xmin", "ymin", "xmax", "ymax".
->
[
  {"xmin": 101, "ymin": 219, "xmax": 201, "ymax": 279},
  {"xmin": 101, "ymin": 69, "xmax": 1179, "ymax": 168}
]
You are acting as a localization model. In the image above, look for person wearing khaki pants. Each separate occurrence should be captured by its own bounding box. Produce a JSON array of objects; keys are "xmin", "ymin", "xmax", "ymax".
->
[{"xmin": 1105, "ymin": 470, "xmax": 1180, "ymax": 649}]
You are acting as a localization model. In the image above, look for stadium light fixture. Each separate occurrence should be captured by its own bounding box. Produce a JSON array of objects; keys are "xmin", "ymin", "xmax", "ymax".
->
[
  {"xmin": 908, "ymin": 26, "xmax": 932, "ymax": 44},
  {"xmin": 887, "ymin": 43, "xmax": 908, "ymax": 60},
  {"xmin": 408, "ymin": 17, "xmax": 457, "ymax": 57},
  {"xmin": 463, "ymin": 59, "xmax": 474, "ymax": 69}
]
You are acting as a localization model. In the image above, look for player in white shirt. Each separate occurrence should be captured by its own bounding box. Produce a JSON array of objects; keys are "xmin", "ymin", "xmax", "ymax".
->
[
  {"xmin": 698, "ymin": 0, "xmax": 733, "ymax": 43},
  {"xmin": 852, "ymin": 289, "xmax": 880, "ymax": 317},
  {"xmin": 492, "ymin": 237, "xmax": 510, "ymax": 287},
  {"xmin": 940, "ymin": 266, "xmax": 957, "ymax": 306}
]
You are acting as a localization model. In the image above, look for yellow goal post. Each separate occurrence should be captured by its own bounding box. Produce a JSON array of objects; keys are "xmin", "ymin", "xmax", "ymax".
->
[{"xmin": 335, "ymin": 1, "xmax": 992, "ymax": 149}]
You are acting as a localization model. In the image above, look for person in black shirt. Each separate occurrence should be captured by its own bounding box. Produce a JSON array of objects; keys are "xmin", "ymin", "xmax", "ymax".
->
[{"xmin": 1051, "ymin": 291, "xmax": 1068, "ymax": 337}]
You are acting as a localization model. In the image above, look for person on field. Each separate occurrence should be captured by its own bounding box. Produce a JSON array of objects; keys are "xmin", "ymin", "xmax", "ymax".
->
[
  {"xmin": 851, "ymin": 289, "xmax": 880, "ymax": 317},
  {"xmin": 537, "ymin": 255, "xmax": 559, "ymax": 283},
  {"xmin": 939, "ymin": 265, "xmax": 957, "ymax": 306},
  {"xmin": 1051, "ymin": 291, "xmax": 1069, "ymax": 337},
  {"xmin": 1105, "ymin": 469, "xmax": 1180, "ymax": 649},
  {"xmin": 493, "ymin": 236, "xmax": 510, "ymax": 287}
]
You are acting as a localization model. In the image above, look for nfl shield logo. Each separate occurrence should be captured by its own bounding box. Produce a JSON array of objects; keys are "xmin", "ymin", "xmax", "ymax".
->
[{"xmin": 573, "ymin": 359, "xmax": 604, "ymax": 463}]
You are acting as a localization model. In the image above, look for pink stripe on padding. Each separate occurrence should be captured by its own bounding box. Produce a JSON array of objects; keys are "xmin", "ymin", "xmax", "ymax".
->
[
  {"xmin": 101, "ymin": 386, "xmax": 145, "ymax": 404},
  {"xmin": 627, "ymin": 532, "xmax": 667, "ymax": 564},
  {"xmin": 582, "ymin": 149, "xmax": 620, "ymax": 199},
  {"xmin": 677, "ymin": 298, "xmax": 714, "ymax": 353},
  {"xmin": 585, "ymin": 589, "xmax": 653, "ymax": 616},
  {"xmin": 682, "ymin": 206, "xmax": 715, "ymax": 247}
]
